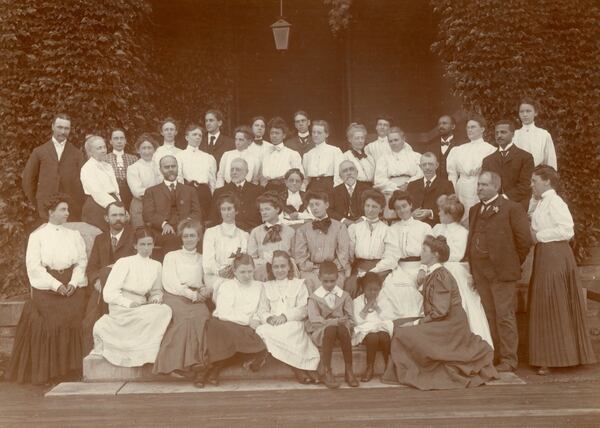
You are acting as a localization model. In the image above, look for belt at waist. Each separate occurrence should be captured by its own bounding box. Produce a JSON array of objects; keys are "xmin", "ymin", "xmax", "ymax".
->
[
  {"xmin": 45, "ymin": 266, "xmax": 75, "ymax": 284},
  {"xmin": 390, "ymin": 174, "xmax": 411, "ymax": 179},
  {"xmin": 184, "ymin": 179, "xmax": 209, "ymax": 187},
  {"xmin": 399, "ymin": 256, "xmax": 420, "ymax": 262}
]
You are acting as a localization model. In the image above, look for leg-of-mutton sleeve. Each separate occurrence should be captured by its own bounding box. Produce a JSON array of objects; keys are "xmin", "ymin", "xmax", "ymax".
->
[
  {"xmin": 148, "ymin": 264, "xmax": 163, "ymax": 300},
  {"xmin": 419, "ymin": 272, "xmax": 451, "ymax": 324},
  {"xmin": 293, "ymin": 226, "xmax": 313, "ymax": 272},
  {"xmin": 103, "ymin": 258, "xmax": 135, "ymax": 308},
  {"xmin": 26, "ymin": 231, "xmax": 63, "ymax": 292},
  {"xmin": 70, "ymin": 231, "xmax": 88, "ymax": 287},
  {"xmin": 285, "ymin": 280, "xmax": 309, "ymax": 322}
]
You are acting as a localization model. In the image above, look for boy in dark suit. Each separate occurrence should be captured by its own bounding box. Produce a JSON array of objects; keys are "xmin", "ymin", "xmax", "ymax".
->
[
  {"xmin": 425, "ymin": 115, "xmax": 461, "ymax": 179},
  {"xmin": 329, "ymin": 160, "xmax": 370, "ymax": 225},
  {"xmin": 285, "ymin": 110, "xmax": 314, "ymax": 156},
  {"xmin": 408, "ymin": 152, "xmax": 454, "ymax": 226},
  {"xmin": 482, "ymin": 120, "xmax": 535, "ymax": 209},
  {"xmin": 202, "ymin": 109, "xmax": 234, "ymax": 164}
]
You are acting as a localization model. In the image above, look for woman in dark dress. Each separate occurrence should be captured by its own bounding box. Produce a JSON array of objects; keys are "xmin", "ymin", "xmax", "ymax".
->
[
  {"xmin": 382, "ymin": 235, "xmax": 498, "ymax": 390},
  {"xmin": 528, "ymin": 166, "xmax": 596, "ymax": 375}
]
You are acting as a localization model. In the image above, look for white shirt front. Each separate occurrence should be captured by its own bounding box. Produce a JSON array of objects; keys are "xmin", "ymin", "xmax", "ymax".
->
[
  {"xmin": 262, "ymin": 144, "xmax": 303, "ymax": 180},
  {"xmin": 207, "ymin": 131, "xmax": 221, "ymax": 146},
  {"xmin": 348, "ymin": 218, "xmax": 389, "ymax": 260},
  {"xmin": 216, "ymin": 148, "xmax": 258, "ymax": 187},
  {"xmin": 374, "ymin": 146, "xmax": 423, "ymax": 193},
  {"xmin": 302, "ymin": 143, "xmax": 345, "ymax": 186},
  {"xmin": 372, "ymin": 217, "xmax": 432, "ymax": 272},
  {"xmin": 440, "ymin": 135, "xmax": 454, "ymax": 155},
  {"xmin": 286, "ymin": 190, "xmax": 304, "ymax": 211},
  {"xmin": 153, "ymin": 143, "xmax": 182, "ymax": 166},
  {"xmin": 314, "ymin": 285, "xmax": 344, "ymax": 309},
  {"xmin": 531, "ymin": 189, "xmax": 574, "ymax": 242},
  {"xmin": 26, "ymin": 223, "xmax": 88, "ymax": 291},
  {"xmin": 248, "ymin": 140, "xmax": 273, "ymax": 164},
  {"xmin": 202, "ymin": 223, "xmax": 249, "ymax": 276},
  {"xmin": 446, "ymin": 138, "xmax": 496, "ymax": 182},
  {"xmin": 162, "ymin": 248, "xmax": 204, "ymax": 300},
  {"xmin": 213, "ymin": 279, "xmax": 263, "ymax": 326},
  {"xmin": 514, "ymin": 123, "xmax": 557, "ymax": 169},
  {"xmin": 80, "ymin": 157, "xmax": 120, "ymax": 207},
  {"xmin": 343, "ymin": 149, "xmax": 375, "ymax": 182},
  {"xmin": 365, "ymin": 137, "xmax": 390, "ymax": 160},
  {"xmin": 126, "ymin": 159, "xmax": 162, "ymax": 199},
  {"xmin": 177, "ymin": 146, "xmax": 217, "ymax": 191},
  {"xmin": 112, "ymin": 149, "xmax": 125, "ymax": 167},
  {"xmin": 258, "ymin": 278, "xmax": 309, "ymax": 323},
  {"xmin": 52, "ymin": 137, "xmax": 66, "ymax": 161}
]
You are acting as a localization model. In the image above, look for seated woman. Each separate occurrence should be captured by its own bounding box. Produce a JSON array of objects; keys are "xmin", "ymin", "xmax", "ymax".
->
[
  {"xmin": 345, "ymin": 189, "xmax": 389, "ymax": 298},
  {"xmin": 432, "ymin": 195, "xmax": 493, "ymax": 347},
  {"xmin": 7, "ymin": 194, "xmax": 88, "ymax": 385},
  {"xmin": 92, "ymin": 228, "xmax": 172, "ymax": 367},
  {"xmin": 248, "ymin": 193, "xmax": 296, "ymax": 281},
  {"xmin": 343, "ymin": 123, "xmax": 375, "ymax": 185},
  {"xmin": 202, "ymin": 194, "xmax": 250, "ymax": 300},
  {"xmin": 256, "ymin": 251, "xmax": 320, "ymax": 384},
  {"xmin": 281, "ymin": 168, "xmax": 313, "ymax": 222},
  {"xmin": 352, "ymin": 273, "xmax": 394, "ymax": 382},
  {"xmin": 154, "ymin": 220, "xmax": 211, "ymax": 385},
  {"xmin": 371, "ymin": 190, "xmax": 431, "ymax": 319},
  {"xmin": 201, "ymin": 254, "xmax": 267, "ymax": 386},
  {"xmin": 382, "ymin": 235, "xmax": 498, "ymax": 390}
]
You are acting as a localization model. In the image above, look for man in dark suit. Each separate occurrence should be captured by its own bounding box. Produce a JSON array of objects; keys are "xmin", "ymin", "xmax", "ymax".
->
[
  {"xmin": 284, "ymin": 110, "xmax": 314, "ymax": 156},
  {"xmin": 467, "ymin": 171, "xmax": 532, "ymax": 373},
  {"xmin": 408, "ymin": 152, "xmax": 454, "ymax": 226},
  {"xmin": 482, "ymin": 120, "xmax": 535, "ymax": 210},
  {"xmin": 143, "ymin": 155, "xmax": 202, "ymax": 256},
  {"xmin": 22, "ymin": 113, "xmax": 85, "ymax": 220},
  {"xmin": 425, "ymin": 114, "xmax": 461, "ymax": 179},
  {"xmin": 82, "ymin": 201, "xmax": 136, "ymax": 354},
  {"xmin": 211, "ymin": 158, "xmax": 262, "ymax": 232},
  {"xmin": 328, "ymin": 160, "xmax": 370, "ymax": 225},
  {"xmin": 201, "ymin": 109, "xmax": 234, "ymax": 164}
]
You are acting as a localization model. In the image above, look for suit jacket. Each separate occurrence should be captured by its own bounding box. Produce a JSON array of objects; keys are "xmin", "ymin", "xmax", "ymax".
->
[
  {"xmin": 201, "ymin": 134, "xmax": 234, "ymax": 164},
  {"xmin": 284, "ymin": 134, "xmax": 315, "ymax": 157},
  {"xmin": 407, "ymin": 176, "xmax": 454, "ymax": 226},
  {"xmin": 466, "ymin": 197, "xmax": 533, "ymax": 282},
  {"xmin": 481, "ymin": 145, "xmax": 534, "ymax": 209},
  {"xmin": 424, "ymin": 137, "xmax": 463, "ymax": 180},
  {"xmin": 22, "ymin": 140, "xmax": 85, "ymax": 219},
  {"xmin": 143, "ymin": 182, "xmax": 202, "ymax": 230},
  {"xmin": 86, "ymin": 225, "xmax": 136, "ymax": 286},
  {"xmin": 328, "ymin": 181, "xmax": 370, "ymax": 222},
  {"xmin": 211, "ymin": 181, "xmax": 262, "ymax": 232}
]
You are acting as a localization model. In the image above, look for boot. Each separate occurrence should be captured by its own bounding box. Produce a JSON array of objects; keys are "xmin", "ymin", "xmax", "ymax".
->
[
  {"xmin": 361, "ymin": 364, "xmax": 374, "ymax": 382},
  {"xmin": 345, "ymin": 365, "xmax": 359, "ymax": 387},
  {"xmin": 320, "ymin": 367, "xmax": 340, "ymax": 389}
]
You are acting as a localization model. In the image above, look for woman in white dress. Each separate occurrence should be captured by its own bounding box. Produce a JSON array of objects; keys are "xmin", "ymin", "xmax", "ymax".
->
[
  {"xmin": 431, "ymin": 195, "xmax": 493, "ymax": 347},
  {"xmin": 92, "ymin": 228, "xmax": 172, "ymax": 367},
  {"xmin": 446, "ymin": 115, "xmax": 495, "ymax": 224},
  {"xmin": 513, "ymin": 98, "xmax": 557, "ymax": 169},
  {"xmin": 203, "ymin": 193, "xmax": 250, "ymax": 300},
  {"xmin": 81, "ymin": 135, "xmax": 121, "ymax": 231},
  {"xmin": 256, "ymin": 251, "xmax": 320, "ymax": 383},
  {"xmin": 127, "ymin": 134, "xmax": 163, "ymax": 228},
  {"xmin": 216, "ymin": 125, "xmax": 259, "ymax": 187},
  {"xmin": 372, "ymin": 191, "xmax": 431, "ymax": 319},
  {"xmin": 373, "ymin": 127, "xmax": 423, "ymax": 219},
  {"xmin": 154, "ymin": 220, "xmax": 212, "ymax": 384}
]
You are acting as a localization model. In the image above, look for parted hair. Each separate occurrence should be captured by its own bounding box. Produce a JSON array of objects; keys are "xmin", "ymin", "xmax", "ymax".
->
[
  {"xmin": 177, "ymin": 218, "xmax": 203, "ymax": 237},
  {"xmin": 532, "ymin": 165, "xmax": 560, "ymax": 190},
  {"xmin": 388, "ymin": 190, "xmax": 412, "ymax": 210},
  {"xmin": 285, "ymin": 168, "xmax": 304, "ymax": 181},
  {"xmin": 519, "ymin": 97, "xmax": 540, "ymax": 113},
  {"xmin": 134, "ymin": 227, "xmax": 155, "ymax": 243},
  {"xmin": 215, "ymin": 193, "xmax": 240, "ymax": 211},
  {"xmin": 266, "ymin": 250, "xmax": 296, "ymax": 281},
  {"xmin": 135, "ymin": 133, "xmax": 158, "ymax": 150},
  {"xmin": 268, "ymin": 116, "xmax": 289, "ymax": 137},
  {"xmin": 185, "ymin": 123, "xmax": 204, "ymax": 136},
  {"xmin": 423, "ymin": 235, "xmax": 450, "ymax": 263},
  {"xmin": 318, "ymin": 261, "xmax": 338, "ymax": 278},
  {"xmin": 234, "ymin": 125, "xmax": 253, "ymax": 141},
  {"xmin": 467, "ymin": 113, "xmax": 487, "ymax": 129},
  {"xmin": 361, "ymin": 189, "xmax": 386, "ymax": 210},
  {"xmin": 44, "ymin": 193, "xmax": 71, "ymax": 213},
  {"xmin": 305, "ymin": 191, "xmax": 329, "ymax": 204},
  {"xmin": 256, "ymin": 191, "xmax": 284, "ymax": 213}
]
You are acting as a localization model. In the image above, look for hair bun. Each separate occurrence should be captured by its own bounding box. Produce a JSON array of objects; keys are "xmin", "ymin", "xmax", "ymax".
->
[{"xmin": 435, "ymin": 235, "xmax": 448, "ymax": 244}]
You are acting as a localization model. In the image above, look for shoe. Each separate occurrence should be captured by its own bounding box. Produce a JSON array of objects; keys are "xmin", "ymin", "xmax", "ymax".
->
[
  {"xmin": 205, "ymin": 367, "xmax": 220, "ymax": 386},
  {"xmin": 320, "ymin": 368, "xmax": 340, "ymax": 389},
  {"xmin": 537, "ymin": 366, "xmax": 550, "ymax": 376},
  {"xmin": 345, "ymin": 370, "xmax": 360, "ymax": 387},
  {"xmin": 291, "ymin": 367, "xmax": 311, "ymax": 384},
  {"xmin": 494, "ymin": 362, "xmax": 515, "ymax": 373},
  {"xmin": 243, "ymin": 351, "xmax": 267, "ymax": 372},
  {"xmin": 360, "ymin": 365, "xmax": 374, "ymax": 382},
  {"xmin": 193, "ymin": 372, "xmax": 205, "ymax": 388},
  {"xmin": 306, "ymin": 370, "xmax": 320, "ymax": 384}
]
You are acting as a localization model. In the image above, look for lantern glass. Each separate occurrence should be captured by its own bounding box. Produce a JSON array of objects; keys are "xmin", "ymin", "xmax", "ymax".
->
[{"xmin": 271, "ymin": 19, "xmax": 291, "ymax": 50}]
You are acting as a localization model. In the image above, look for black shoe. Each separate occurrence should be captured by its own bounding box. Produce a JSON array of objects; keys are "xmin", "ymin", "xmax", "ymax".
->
[{"xmin": 205, "ymin": 367, "xmax": 220, "ymax": 386}]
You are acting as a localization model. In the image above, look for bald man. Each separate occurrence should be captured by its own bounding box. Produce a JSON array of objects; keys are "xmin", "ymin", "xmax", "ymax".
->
[
  {"xmin": 210, "ymin": 158, "xmax": 262, "ymax": 232},
  {"xmin": 328, "ymin": 160, "xmax": 371, "ymax": 224}
]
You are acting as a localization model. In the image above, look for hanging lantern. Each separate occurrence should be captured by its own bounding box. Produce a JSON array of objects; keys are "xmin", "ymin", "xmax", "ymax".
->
[{"xmin": 271, "ymin": 18, "xmax": 291, "ymax": 50}]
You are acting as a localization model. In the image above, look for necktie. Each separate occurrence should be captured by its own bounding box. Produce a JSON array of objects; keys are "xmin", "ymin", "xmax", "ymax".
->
[
  {"xmin": 210, "ymin": 135, "xmax": 216, "ymax": 146},
  {"xmin": 300, "ymin": 136, "xmax": 308, "ymax": 145},
  {"xmin": 425, "ymin": 180, "xmax": 432, "ymax": 189},
  {"xmin": 312, "ymin": 217, "xmax": 332, "ymax": 233},
  {"xmin": 325, "ymin": 292, "xmax": 336, "ymax": 308},
  {"xmin": 347, "ymin": 185, "xmax": 354, "ymax": 197},
  {"xmin": 169, "ymin": 183, "xmax": 175, "ymax": 193},
  {"xmin": 501, "ymin": 150, "xmax": 508, "ymax": 158},
  {"xmin": 441, "ymin": 139, "xmax": 450, "ymax": 146},
  {"xmin": 263, "ymin": 224, "xmax": 283, "ymax": 244},
  {"xmin": 111, "ymin": 236, "xmax": 118, "ymax": 251},
  {"xmin": 351, "ymin": 149, "xmax": 367, "ymax": 160},
  {"xmin": 481, "ymin": 203, "xmax": 490, "ymax": 214}
]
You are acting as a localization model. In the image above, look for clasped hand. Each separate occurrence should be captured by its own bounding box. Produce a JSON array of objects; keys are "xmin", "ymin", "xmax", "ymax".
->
[
  {"xmin": 57, "ymin": 284, "xmax": 76, "ymax": 297},
  {"xmin": 267, "ymin": 314, "xmax": 287, "ymax": 326}
]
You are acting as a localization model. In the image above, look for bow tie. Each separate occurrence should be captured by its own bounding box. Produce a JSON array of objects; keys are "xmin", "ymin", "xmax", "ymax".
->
[
  {"xmin": 272, "ymin": 145, "xmax": 283, "ymax": 152},
  {"xmin": 263, "ymin": 224, "xmax": 282, "ymax": 244},
  {"xmin": 254, "ymin": 139, "xmax": 263, "ymax": 146},
  {"xmin": 441, "ymin": 140, "xmax": 451, "ymax": 146},
  {"xmin": 351, "ymin": 149, "xmax": 367, "ymax": 160},
  {"xmin": 312, "ymin": 217, "xmax": 332, "ymax": 233}
]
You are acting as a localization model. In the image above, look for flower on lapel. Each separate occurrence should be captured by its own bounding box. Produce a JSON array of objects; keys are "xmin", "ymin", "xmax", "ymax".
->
[
  {"xmin": 229, "ymin": 247, "xmax": 242, "ymax": 259},
  {"xmin": 492, "ymin": 206, "xmax": 500, "ymax": 214}
]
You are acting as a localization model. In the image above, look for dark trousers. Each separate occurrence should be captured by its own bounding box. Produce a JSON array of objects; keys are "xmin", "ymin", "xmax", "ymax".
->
[
  {"xmin": 184, "ymin": 180, "xmax": 211, "ymax": 220},
  {"xmin": 307, "ymin": 176, "xmax": 334, "ymax": 198},
  {"xmin": 321, "ymin": 325, "xmax": 353, "ymax": 369},
  {"xmin": 471, "ymin": 260, "xmax": 518, "ymax": 369},
  {"xmin": 363, "ymin": 332, "xmax": 391, "ymax": 366}
]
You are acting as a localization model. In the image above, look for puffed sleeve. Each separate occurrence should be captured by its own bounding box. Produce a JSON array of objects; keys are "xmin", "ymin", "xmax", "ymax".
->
[
  {"xmin": 103, "ymin": 258, "xmax": 134, "ymax": 308},
  {"xmin": 373, "ymin": 157, "xmax": 392, "ymax": 192},
  {"xmin": 208, "ymin": 155, "xmax": 217, "ymax": 192},
  {"xmin": 202, "ymin": 228, "xmax": 219, "ymax": 276},
  {"xmin": 25, "ymin": 231, "xmax": 63, "ymax": 292},
  {"xmin": 446, "ymin": 149, "xmax": 458, "ymax": 187},
  {"xmin": 127, "ymin": 163, "xmax": 145, "ymax": 199},
  {"xmin": 215, "ymin": 152, "xmax": 228, "ymax": 189},
  {"xmin": 536, "ymin": 196, "xmax": 574, "ymax": 242},
  {"xmin": 332, "ymin": 147, "xmax": 345, "ymax": 187},
  {"xmin": 293, "ymin": 226, "xmax": 312, "ymax": 271},
  {"xmin": 371, "ymin": 228, "xmax": 400, "ymax": 273},
  {"xmin": 347, "ymin": 223, "xmax": 357, "ymax": 263},
  {"xmin": 81, "ymin": 163, "xmax": 119, "ymax": 208},
  {"xmin": 257, "ymin": 285, "xmax": 274, "ymax": 324},
  {"xmin": 69, "ymin": 230, "xmax": 88, "ymax": 288},
  {"xmin": 335, "ymin": 222, "xmax": 351, "ymax": 273},
  {"xmin": 162, "ymin": 252, "xmax": 196, "ymax": 300},
  {"xmin": 544, "ymin": 131, "xmax": 558, "ymax": 170},
  {"xmin": 420, "ymin": 273, "xmax": 451, "ymax": 323},
  {"xmin": 290, "ymin": 150, "xmax": 304, "ymax": 174}
]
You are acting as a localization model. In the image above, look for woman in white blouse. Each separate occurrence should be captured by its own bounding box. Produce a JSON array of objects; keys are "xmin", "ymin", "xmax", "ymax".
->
[
  {"xmin": 92, "ymin": 228, "xmax": 172, "ymax": 367},
  {"xmin": 248, "ymin": 116, "xmax": 273, "ymax": 165},
  {"xmin": 514, "ymin": 98, "xmax": 557, "ymax": 169},
  {"xmin": 216, "ymin": 126, "xmax": 259, "ymax": 187},
  {"xmin": 154, "ymin": 220, "xmax": 212, "ymax": 384},
  {"xmin": 446, "ymin": 115, "xmax": 495, "ymax": 224},
  {"xmin": 81, "ymin": 135, "xmax": 120, "ymax": 231},
  {"xmin": 127, "ymin": 134, "xmax": 163, "ymax": 228},
  {"xmin": 431, "ymin": 194, "xmax": 493, "ymax": 347},
  {"xmin": 528, "ymin": 166, "xmax": 596, "ymax": 375},
  {"xmin": 203, "ymin": 193, "xmax": 250, "ymax": 300},
  {"xmin": 373, "ymin": 127, "xmax": 422, "ymax": 220},
  {"xmin": 256, "ymin": 251, "xmax": 320, "ymax": 383},
  {"xmin": 7, "ymin": 194, "xmax": 88, "ymax": 385},
  {"xmin": 261, "ymin": 117, "xmax": 303, "ymax": 195},
  {"xmin": 343, "ymin": 123, "xmax": 375, "ymax": 184}
]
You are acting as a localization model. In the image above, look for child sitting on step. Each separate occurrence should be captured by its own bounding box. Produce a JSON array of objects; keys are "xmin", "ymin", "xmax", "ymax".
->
[{"xmin": 306, "ymin": 261, "xmax": 358, "ymax": 389}]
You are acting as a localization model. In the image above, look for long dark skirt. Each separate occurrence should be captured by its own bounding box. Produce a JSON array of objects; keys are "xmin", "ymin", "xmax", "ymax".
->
[
  {"xmin": 204, "ymin": 318, "xmax": 266, "ymax": 364},
  {"xmin": 382, "ymin": 303, "xmax": 498, "ymax": 390},
  {"xmin": 6, "ymin": 288, "xmax": 87, "ymax": 384},
  {"xmin": 153, "ymin": 293, "xmax": 211, "ymax": 374},
  {"xmin": 82, "ymin": 197, "xmax": 109, "ymax": 232},
  {"xmin": 528, "ymin": 241, "xmax": 597, "ymax": 367}
]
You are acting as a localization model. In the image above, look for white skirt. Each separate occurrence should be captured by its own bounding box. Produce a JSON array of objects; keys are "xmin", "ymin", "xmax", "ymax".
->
[
  {"xmin": 456, "ymin": 175, "xmax": 479, "ymax": 224},
  {"xmin": 444, "ymin": 261, "xmax": 494, "ymax": 348},
  {"xmin": 380, "ymin": 261, "xmax": 424, "ymax": 319},
  {"xmin": 255, "ymin": 320, "xmax": 320, "ymax": 370},
  {"xmin": 352, "ymin": 320, "xmax": 394, "ymax": 346},
  {"xmin": 92, "ymin": 303, "xmax": 172, "ymax": 367}
]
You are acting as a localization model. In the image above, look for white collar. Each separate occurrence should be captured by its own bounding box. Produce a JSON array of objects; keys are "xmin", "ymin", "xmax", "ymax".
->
[
  {"xmin": 398, "ymin": 216, "xmax": 414, "ymax": 225},
  {"xmin": 181, "ymin": 247, "xmax": 198, "ymax": 255},
  {"xmin": 288, "ymin": 189, "xmax": 301, "ymax": 197},
  {"xmin": 265, "ymin": 220, "xmax": 280, "ymax": 228},
  {"xmin": 314, "ymin": 285, "xmax": 343, "ymax": 299},
  {"xmin": 220, "ymin": 222, "xmax": 237, "ymax": 236},
  {"xmin": 164, "ymin": 179, "xmax": 177, "ymax": 187},
  {"xmin": 498, "ymin": 142, "xmax": 514, "ymax": 152},
  {"xmin": 470, "ymin": 137, "xmax": 485, "ymax": 144},
  {"xmin": 424, "ymin": 175, "xmax": 437, "ymax": 183},
  {"xmin": 52, "ymin": 137, "xmax": 66, "ymax": 146},
  {"xmin": 112, "ymin": 149, "xmax": 124, "ymax": 156},
  {"xmin": 45, "ymin": 222, "xmax": 64, "ymax": 232},
  {"xmin": 91, "ymin": 157, "xmax": 109, "ymax": 167},
  {"xmin": 441, "ymin": 135, "xmax": 454, "ymax": 143},
  {"xmin": 110, "ymin": 228, "xmax": 124, "ymax": 241},
  {"xmin": 362, "ymin": 216, "xmax": 380, "ymax": 224},
  {"xmin": 541, "ymin": 188, "xmax": 556, "ymax": 200},
  {"xmin": 186, "ymin": 145, "xmax": 200, "ymax": 152},
  {"xmin": 522, "ymin": 123, "xmax": 536, "ymax": 131},
  {"xmin": 162, "ymin": 141, "xmax": 176, "ymax": 148},
  {"xmin": 345, "ymin": 181, "xmax": 356, "ymax": 189},
  {"xmin": 377, "ymin": 136, "xmax": 388, "ymax": 143},
  {"xmin": 428, "ymin": 263, "xmax": 442, "ymax": 273},
  {"xmin": 208, "ymin": 131, "xmax": 221, "ymax": 140},
  {"xmin": 234, "ymin": 180, "xmax": 246, "ymax": 188},
  {"xmin": 482, "ymin": 194, "xmax": 499, "ymax": 205},
  {"xmin": 298, "ymin": 131, "xmax": 309, "ymax": 138}
]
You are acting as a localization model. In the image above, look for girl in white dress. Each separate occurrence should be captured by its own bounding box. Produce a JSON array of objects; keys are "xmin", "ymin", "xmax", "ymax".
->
[
  {"xmin": 92, "ymin": 228, "xmax": 172, "ymax": 367},
  {"xmin": 432, "ymin": 195, "xmax": 493, "ymax": 347},
  {"xmin": 216, "ymin": 126, "xmax": 259, "ymax": 187},
  {"xmin": 127, "ymin": 134, "xmax": 162, "ymax": 228},
  {"xmin": 352, "ymin": 273, "xmax": 394, "ymax": 382},
  {"xmin": 202, "ymin": 193, "xmax": 249, "ymax": 299},
  {"xmin": 256, "ymin": 251, "xmax": 320, "ymax": 383},
  {"xmin": 513, "ymin": 98, "xmax": 557, "ymax": 169},
  {"xmin": 446, "ymin": 115, "xmax": 495, "ymax": 224}
]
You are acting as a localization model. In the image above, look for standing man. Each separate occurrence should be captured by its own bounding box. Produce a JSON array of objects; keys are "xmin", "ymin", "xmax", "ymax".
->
[
  {"xmin": 364, "ymin": 114, "xmax": 393, "ymax": 161},
  {"xmin": 407, "ymin": 152, "xmax": 454, "ymax": 227},
  {"xmin": 328, "ymin": 160, "xmax": 370, "ymax": 225},
  {"xmin": 482, "ymin": 120, "xmax": 535, "ymax": 210},
  {"xmin": 467, "ymin": 171, "xmax": 532, "ymax": 372},
  {"xmin": 285, "ymin": 110, "xmax": 314, "ymax": 156},
  {"xmin": 202, "ymin": 109, "xmax": 234, "ymax": 164},
  {"xmin": 106, "ymin": 128, "xmax": 138, "ymax": 210},
  {"xmin": 22, "ymin": 113, "xmax": 85, "ymax": 220},
  {"xmin": 425, "ymin": 115, "xmax": 461, "ymax": 179}
]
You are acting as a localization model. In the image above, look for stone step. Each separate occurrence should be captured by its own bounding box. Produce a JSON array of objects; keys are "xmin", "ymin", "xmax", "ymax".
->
[{"xmin": 83, "ymin": 347, "xmax": 386, "ymax": 382}]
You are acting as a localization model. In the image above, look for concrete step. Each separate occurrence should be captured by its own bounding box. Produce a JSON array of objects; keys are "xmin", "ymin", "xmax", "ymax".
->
[{"xmin": 83, "ymin": 347, "xmax": 386, "ymax": 382}]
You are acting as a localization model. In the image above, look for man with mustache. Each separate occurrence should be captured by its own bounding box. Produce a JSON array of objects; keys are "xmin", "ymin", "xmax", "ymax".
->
[{"xmin": 81, "ymin": 201, "xmax": 136, "ymax": 355}]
